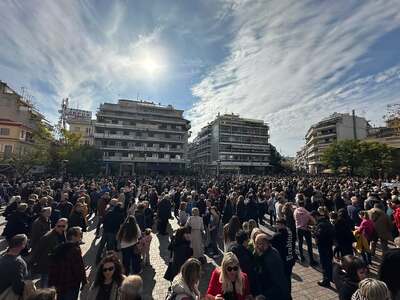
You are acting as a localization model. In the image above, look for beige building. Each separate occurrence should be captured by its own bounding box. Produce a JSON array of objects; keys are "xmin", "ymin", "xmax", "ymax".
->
[
  {"xmin": 366, "ymin": 117, "xmax": 400, "ymax": 149},
  {"xmin": 93, "ymin": 99, "xmax": 190, "ymax": 175},
  {"xmin": 304, "ymin": 112, "xmax": 369, "ymax": 174},
  {"xmin": 68, "ymin": 119, "xmax": 93, "ymax": 145},
  {"xmin": 0, "ymin": 81, "xmax": 46, "ymax": 159}
]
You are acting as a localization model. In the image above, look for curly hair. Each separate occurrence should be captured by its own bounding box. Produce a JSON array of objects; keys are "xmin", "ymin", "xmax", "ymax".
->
[{"xmin": 94, "ymin": 253, "xmax": 124, "ymax": 287}]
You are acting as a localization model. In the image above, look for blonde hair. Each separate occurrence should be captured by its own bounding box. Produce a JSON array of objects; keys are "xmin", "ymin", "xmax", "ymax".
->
[
  {"xmin": 220, "ymin": 252, "xmax": 244, "ymax": 295},
  {"xmin": 250, "ymin": 228, "xmax": 264, "ymax": 244},
  {"xmin": 357, "ymin": 278, "xmax": 389, "ymax": 300},
  {"xmin": 120, "ymin": 275, "xmax": 143, "ymax": 300}
]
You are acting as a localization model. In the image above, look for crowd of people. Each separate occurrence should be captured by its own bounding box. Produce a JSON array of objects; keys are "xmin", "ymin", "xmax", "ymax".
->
[{"xmin": 0, "ymin": 175, "xmax": 400, "ymax": 300}]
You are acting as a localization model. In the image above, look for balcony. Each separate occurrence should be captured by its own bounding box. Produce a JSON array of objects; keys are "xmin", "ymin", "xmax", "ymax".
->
[
  {"xmin": 94, "ymin": 122, "xmax": 187, "ymax": 134},
  {"xmin": 93, "ymin": 133, "xmax": 185, "ymax": 143},
  {"xmin": 98, "ymin": 145, "xmax": 184, "ymax": 153},
  {"xmin": 103, "ymin": 156, "xmax": 188, "ymax": 163}
]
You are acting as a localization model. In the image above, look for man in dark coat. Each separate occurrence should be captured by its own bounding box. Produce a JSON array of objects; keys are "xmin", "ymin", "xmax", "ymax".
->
[
  {"xmin": 48, "ymin": 226, "xmax": 87, "ymax": 300},
  {"xmin": 95, "ymin": 200, "xmax": 124, "ymax": 263},
  {"xmin": 31, "ymin": 218, "xmax": 67, "ymax": 288},
  {"xmin": 157, "ymin": 195, "xmax": 172, "ymax": 235},
  {"xmin": 30, "ymin": 207, "xmax": 51, "ymax": 253},
  {"xmin": 253, "ymin": 233, "xmax": 290, "ymax": 300}
]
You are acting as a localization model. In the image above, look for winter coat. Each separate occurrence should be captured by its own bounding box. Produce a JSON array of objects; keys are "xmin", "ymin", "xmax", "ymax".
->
[
  {"xmin": 103, "ymin": 206, "xmax": 124, "ymax": 234},
  {"xmin": 30, "ymin": 216, "xmax": 51, "ymax": 251},
  {"xmin": 86, "ymin": 281, "xmax": 120, "ymax": 300},
  {"xmin": 48, "ymin": 242, "xmax": 87, "ymax": 293},
  {"xmin": 253, "ymin": 246, "xmax": 290, "ymax": 299},
  {"xmin": 333, "ymin": 264, "xmax": 359, "ymax": 300},
  {"xmin": 2, "ymin": 211, "xmax": 30, "ymax": 241},
  {"xmin": 165, "ymin": 239, "xmax": 193, "ymax": 281},
  {"xmin": 158, "ymin": 198, "xmax": 172, "ymax": 221},
  {"xmin": 368, "ymin": 208, "xmax": 393, "ymax": 241},
  {"xmin": 31, "ymin": 230, "xmax": 66, "ymax": 274},
  {"xmin": 69, "ymin": 211, "xmax": 87, "ymax": 232},
  {"xmin": 171, "ymin": 275, "xmax": 200, "ymax": 300}
]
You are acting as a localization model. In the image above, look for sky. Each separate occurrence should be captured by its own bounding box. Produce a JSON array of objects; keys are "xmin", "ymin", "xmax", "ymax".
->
[{"xmin": 1, "ymin": 0, "xmax": 400, "ymax": 156}]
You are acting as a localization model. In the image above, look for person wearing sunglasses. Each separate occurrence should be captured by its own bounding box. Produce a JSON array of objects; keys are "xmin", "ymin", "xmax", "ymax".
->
[
  {"xmin": 206, "ymin": 252, "xmax": 251, "ymax": 300},
  {"xmin": 30, "ymin": 218, "xmax": 68, "ymax": 288},
  {"xmin": 87, "ymin": 254, "xmax": 125, "ymax": 300}
]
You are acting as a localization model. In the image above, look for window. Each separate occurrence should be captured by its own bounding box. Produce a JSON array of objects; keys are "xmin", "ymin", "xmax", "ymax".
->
[
  {"xmin": 20, "ymin": 130, "xmax": 25, "ymax": 139},
  {"xmin": 148, "ymin": 132, "xmax": 154, "ymax": 137},
  {"xmin": 0, "ymin": 128, "xmax": 10, "ymax": 136},
  {"xmin": 159, "ymin": 153, "xmax": 164, "ymax": 158},
  {"xmin": 123, "ymin": 131, "xmax": 129, "ymax": 136},
  {"xmin": 136, "ymin": 132, "xmax": 142, "ymax": 137},
  {"xmin": 165, "ymin": 133, "xmax": 170, "ymax": 138},
  {"xmin": 75, "ymin": 127, "xmax": 80, "ymax": 132},
  {"xmin": 96, "ymin": 128, "xmax": 104, "ymax": 134},
  {"xmin": 112, "ymin": 120, "xmax": 118, "ymax": 124},
  {"xmin": 4, "ymin": 145, "xmax": 12, "ymax": 158},
  {"xmin": 110, "ymin": 130, "xmax": 116, "ymax": 135}
]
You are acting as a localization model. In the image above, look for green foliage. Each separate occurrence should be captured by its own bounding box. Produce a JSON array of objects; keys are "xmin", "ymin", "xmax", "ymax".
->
[
  {"xmin": 65, "ymin": 145, "xmax": 103, "ymax": 176},
  {"xmin": 321, "ymin": 140, "xmax": 395, "ymax": 177}
]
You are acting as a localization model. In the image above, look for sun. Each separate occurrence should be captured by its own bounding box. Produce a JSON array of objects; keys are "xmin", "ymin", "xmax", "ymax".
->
[{"xmin": 141, "ymin": 55, "xmax": 163, "ymax": 76}]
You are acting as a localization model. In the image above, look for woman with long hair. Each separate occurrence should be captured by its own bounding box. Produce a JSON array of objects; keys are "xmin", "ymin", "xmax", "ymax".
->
[
  {"xmin": 208, "ymin": 206, "xmax": 221, "ymax": 257},
  {"xmin": 223, "ymin": 216, "xmax": 241, "ymax": 252},
  {"xmin": 87, "ymin": 254, "xmax": 125, "ymax": 300},
  {"xmin": 117, "ymin": 215, "xmax": 142, "ymax": 275},
  {"xmin": 171, "ymin": 258, "xmax": 202, "ymax": 300},
  {"xmin": 206, "ymin": 252, "xmax": 251, "ymax": 300}
]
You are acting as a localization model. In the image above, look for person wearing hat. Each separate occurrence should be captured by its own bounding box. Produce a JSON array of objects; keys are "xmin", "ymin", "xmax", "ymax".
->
[{"xmin": 30, "ymin": 207, "xmax": 52, "ymax": 253}]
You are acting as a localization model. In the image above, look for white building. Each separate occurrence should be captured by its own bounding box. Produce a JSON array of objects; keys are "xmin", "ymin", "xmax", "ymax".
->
[
  {"xmin": 189, "ymin": 113, "xmax": 271, "ymax": 174},
  {"xmin": 93, "ymin": 99, "xmax": 190, "ymax": 175},
  {"xmin": 305, "ymin": 112, "xmax": 369, "ymax": 174}
]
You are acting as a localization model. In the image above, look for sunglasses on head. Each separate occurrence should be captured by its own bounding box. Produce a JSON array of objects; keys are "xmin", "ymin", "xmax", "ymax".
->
[
  {"xmin": 102, "ymin": 266, "xmax": 114, "ymax": 272},
  {"xmin": 227, "ymin": 266, "xmax": 239, "ymax": 272}
]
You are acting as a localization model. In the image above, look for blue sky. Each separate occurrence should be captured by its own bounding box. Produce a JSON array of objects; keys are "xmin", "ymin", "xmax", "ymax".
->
[{"xmin": 1, "ymin": 0, "xmax": 400, "ymax": 155}]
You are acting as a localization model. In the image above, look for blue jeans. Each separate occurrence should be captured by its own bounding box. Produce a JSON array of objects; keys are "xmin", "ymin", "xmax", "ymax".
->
[
  {"xmin": 96, "ymin": 232, "xmax": 117, "ymax": 263},
  {"xmin": 58, "ymin": 285, "xmax": 80, "ymax": 300}
]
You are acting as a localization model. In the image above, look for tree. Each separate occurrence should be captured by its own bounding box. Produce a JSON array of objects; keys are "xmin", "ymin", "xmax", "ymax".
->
[
  {"xmin": 321, "ymin": 140, "xmax": 395, "ymax": 177},
  {"xmin": 66, "ymin": 145, "xmax": 103, "ymax": 176}
]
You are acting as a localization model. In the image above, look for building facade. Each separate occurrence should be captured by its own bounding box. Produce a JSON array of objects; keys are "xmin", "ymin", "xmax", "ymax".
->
[
  {"xmin": 0, "ymin": 81, "xmax": 46, "ymax": 159},
  {"xmin": 304, "ymin": 112, "xmax": 369, "ymax": 174},
  {"xmin": 366, "ymin": 117, "xmax": 400, "ymax": 149},
  {"xmin": 93, "ymin": 99, "xmax": 190, "ymax": 175},
  {"xmin": 294, "ymin": 146, "xmax": 308, "ymax": 173},
  {"xmin": 190, "ymin": 113, "xmax": 271, "ymax": 174},
  {"xmin": 68, "ymin": 119, "xmax": 94, "ymax": 145}
]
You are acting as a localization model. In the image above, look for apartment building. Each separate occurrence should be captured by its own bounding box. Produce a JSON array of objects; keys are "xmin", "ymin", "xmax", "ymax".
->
[
  {"xmin": 0, "ymin": 81, "xmax": 46, "ymax": 159},
  {"xmin": 190, "ymin": 113, "xmax": 271, "ymax": 174},
  {"xmin": 366, "ymin": 117, "xmax": 400, "ymax": 149},
  {"xmin": 68, "ymin": 118, "xmax": 93, "ymax": 145},
  {"xmin": 294, "ymin": 146, "xmax": 308, "ymax": 173},
  {"xmin": 93, "ymin": 99, "xmax": 190, "ymax": 175},
  {"xmin": 305, "ymin": 112, "xmax": 369, "ymax": 174}
]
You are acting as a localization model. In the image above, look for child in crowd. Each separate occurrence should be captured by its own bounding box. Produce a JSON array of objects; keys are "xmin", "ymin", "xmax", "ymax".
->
[
  {"xmin": 140, "ymin": 228, "xmax": 153, "ymax": 267},
  {"xmin": 355, "ymin": 211, "xmax": 375, "ymax": 264}
]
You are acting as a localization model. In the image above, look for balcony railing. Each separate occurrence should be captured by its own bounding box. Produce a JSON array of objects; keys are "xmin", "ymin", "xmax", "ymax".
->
[{"xmin": 103, "ymin": 156, "xmax": 188, "ymax": 163}]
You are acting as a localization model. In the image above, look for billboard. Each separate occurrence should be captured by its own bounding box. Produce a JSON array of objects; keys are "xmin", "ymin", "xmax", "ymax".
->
[{"xmin": 65, "ymin": 108, "xmax": 92, "ymax": 121}]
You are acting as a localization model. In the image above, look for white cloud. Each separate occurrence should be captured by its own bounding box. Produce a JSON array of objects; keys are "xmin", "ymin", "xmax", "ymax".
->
[
  {"xmin": 0, "ymin": 1, "xmax": 168, "ymax": 121},
  {"xmin": 188, "ymin": 0, "xmax": 400, "ymax": 155}
]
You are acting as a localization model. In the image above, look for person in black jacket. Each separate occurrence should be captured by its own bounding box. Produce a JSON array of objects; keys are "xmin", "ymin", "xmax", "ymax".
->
[
  {"xmin": 68, "ymin": 203, "xmax": 87, "ymax": 232},
  {"xmin": 157, "ymin": 195, "xmax": 172, "ymax": 235},
  {"xmin": 164, "ymin": 227, "xmax": 193, "ymax": 281},
  {"xmin": 313, "ymin": 207, "xmax": 335, "ymax": 288},
  {"xmin": 333, "ymin": 255, "xmax": 368, "ymax": 300},
  {"xmin": 2, "ymin": 203, "xmax": 30, "ymax": 242},
  {"xmin": 334, "ymin": 208, "xmax": 355, "ymax": 257},
  {"xmin": 271, "ymin": 219, "xmax": 296, "ymax": 297},
  {"xmin": 96, "ymin": 200, "xmax": 124, "ymax": 264},
  {"xmin": 253, "ymin": 233, "xmax": 290, "ymax": 300}
]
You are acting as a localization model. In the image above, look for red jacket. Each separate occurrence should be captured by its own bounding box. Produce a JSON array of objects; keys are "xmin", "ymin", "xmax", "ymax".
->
[
  {"xmin": 207, "ymin": 268, "xmax": 250, "ymax": 300},
  {"xmin": 48, "ymin": 242, "xmax": 87, "ymax": 293}
]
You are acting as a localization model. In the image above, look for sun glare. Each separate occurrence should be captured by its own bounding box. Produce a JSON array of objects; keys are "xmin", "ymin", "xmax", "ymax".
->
[{"xmin": 140, "ymin": 55, "xmax": 164, "ymax": 76}]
